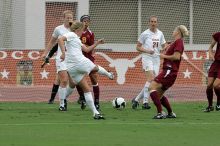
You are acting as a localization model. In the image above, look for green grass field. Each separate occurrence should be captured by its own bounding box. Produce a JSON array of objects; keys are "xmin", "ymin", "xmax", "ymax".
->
[{"xmin": 0, "ymin": 102, "xmax": 219, "ymax": 146}]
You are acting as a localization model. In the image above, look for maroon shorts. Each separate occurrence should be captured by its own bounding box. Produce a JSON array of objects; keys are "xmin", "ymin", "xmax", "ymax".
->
[
  {"xmin": 208, "ymin": 61, "xmax": 220, "ymax": 79},
  {"xmin": 83, "ymin": 52, "xmax": 95, "ymax": 63},
  {"xmin": 154, "ymin": 69, "xmax": 178, "ymax": 91}
]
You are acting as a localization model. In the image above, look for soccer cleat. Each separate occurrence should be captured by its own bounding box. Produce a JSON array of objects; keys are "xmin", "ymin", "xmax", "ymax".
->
[
  {"xmin": 108, "ymin": 72, "xmax": 114, "ymax": 80},
  {"xmin": 95, "ymin": 103, "xmax": 100, "ymax": 111},
  {"xmin": 59, "ymin": 106, "xmax": 66, "ymax": 111},
  {"xmin": 93, "ymin": 114, "xmax": 105, "ymax": 120},
  {"xmin": 81, "ymin": 100, "xmax": 86, "ymax": 110},
  {"xmin": 204, "ymin": 106, "xmax": 214, "ymax": 112},
  {"xmin": 142, "ymin": 103, "xmax": 151, "ymax": 110},
  {"xmin": 216, "ymin": 105, "xmax": 220, "ymax": 111},
  {"xmin": 48, "ymin": 99, "xmax": 54, "ymax": 104},
  {"xmin": 166, "ymin": 112, "xmax": 177, "ymax": 118},
  {"xmin": 153, "ymin": 113, "xmax": 166, "ymax": 119},
  {"xmin": 131, "ymin": 98, "xmax": 139, "ymax": 109}
]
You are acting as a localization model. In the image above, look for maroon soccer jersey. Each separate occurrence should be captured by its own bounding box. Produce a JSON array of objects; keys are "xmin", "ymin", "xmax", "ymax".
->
[
  {"xmin": 162, "ymin": 38, "xmax": 184, "ymax": 72},
  {"xmin": 155, "ymin": 38, "xmax": 184, "ymax": 90},
  {"xmin": 212, "ymin": 32, "xmax": 220, "ymax": 61},
  {"xmin": 80, "ymin": 28, "xmax": 95, "ymax": 62}
]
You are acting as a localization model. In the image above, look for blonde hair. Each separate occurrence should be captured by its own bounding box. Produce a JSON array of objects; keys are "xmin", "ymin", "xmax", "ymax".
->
[
  {"xmin": 63, "ymin": 10, "xmax": 73, "ymax": 18},
  {"xmin": 177, "ymin": 25, "xmax": 189, "ymax": 37},
  {"xmin": 69, "ymin": 21, "xmax": 83, "ymax": 32}
]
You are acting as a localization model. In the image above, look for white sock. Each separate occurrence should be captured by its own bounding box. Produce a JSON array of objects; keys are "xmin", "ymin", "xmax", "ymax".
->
[
  {"xmin": 84, "ymin": 92, "xmax": 99, "ymax": 116},
  {"xmin": 143, "ymin": 81, "xmax": 150, "ymax": 104},
  {"xmin": 58, "ymin": 87, "xmax": 66, "ymax": 107},
  {"xmin": 97, "ymin": 65, "xmax": 111, "ymax": 78},
  {"xmin": 135, "ymin": 88, "xmax": 144, "ymax": 101},
  {"xmin": 66, "ymin": 86, "xmax": 74, "ymax": 99}
]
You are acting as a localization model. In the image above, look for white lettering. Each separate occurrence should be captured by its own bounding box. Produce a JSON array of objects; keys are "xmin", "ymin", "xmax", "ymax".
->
[
  {"xmin": 0, "ymin": 51, "xmax": 7, "ymax": 59},
  {"xmin": 192, "ymin": 52, "xmax": 203, "ymax": 60},
  {"xmin": 12, "ymin": 51, "xmax": 23, "ymax": 59},
  {"xmin": 28, "ymin": 51, "xmax": 40, "ymax": 60}
]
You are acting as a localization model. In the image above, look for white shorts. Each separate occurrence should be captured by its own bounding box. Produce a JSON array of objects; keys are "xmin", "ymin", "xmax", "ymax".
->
[
  {"xmin": 142, "ymin": 57, "xmax": 160, "ymax": 76},
  {"xmin": 67, "ymin": 58, "xmax": 96, "ymax": 84},
  {"xmin": 56, "ymin": 59, "xmax": 67, "ymax": 73}
]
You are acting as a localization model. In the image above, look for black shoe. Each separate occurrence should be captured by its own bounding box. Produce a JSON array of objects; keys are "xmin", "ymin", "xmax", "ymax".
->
[
  {"xmin": 81, "ymin": 100, "xmax": 86, "ymax": 110},
  {"xmin": 216, "ymin": 105, "xmax": 220, "ymax": 111},
  {"xmin": 142, "ymin": 103, "xmax": 151, "ymax": 110},
  {"xmin": 95, "ymin": 103, "xmax": 100, "ymax": 111},
  {"xmin": 64, "ymin": 99, "xmax": 67, "ymax": 110},
  {"xmin": 204, "ymin": 106, "xmax": 214, "ymax": 112},
  {"xmin": 153, "ymin": 113, "xmax": 166, "ymax": 119},
  {"xmin": 59, "ymin": 106, "xmax": 66, "ymax": 111},
  {"xmin": 93, "ymin": 114, "xmax": 105, "ymax": 120},
  {"xmin": 48, "ymin": 99, "xmax": 54, "ymax": 104},
  {"xmin": 131, "ymin": 98, "xmax": 139, "ymax": 109},
  {"xmin": 166, "ymin": 112, "xmax": 176, "ymax": 118},
  {"xmin": 77, "ymin": 96, "xmax": 85, "ymax": 104}
]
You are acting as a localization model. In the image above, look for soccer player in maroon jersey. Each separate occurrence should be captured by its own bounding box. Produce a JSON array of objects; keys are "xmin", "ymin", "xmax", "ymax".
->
[
  {"xmin": 148, "ymin": 25, "xmax": 189, "ymax": 119},
  {"xmin": 76, "ymin": 15, "xmax": 101, "ymax": 110},
  {"xmin": 204, "ymin": 32, "xmax": 220, "ymax": 112}
]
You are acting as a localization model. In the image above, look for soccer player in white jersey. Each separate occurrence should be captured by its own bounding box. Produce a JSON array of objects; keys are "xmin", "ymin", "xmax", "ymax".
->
[
  {"xmin": 58, "ymin": 21, "xmax": 114, "ymax": 119},
  {"xmin": 41, "ymin": 10, "xmax": 75, "ymax": 111},
  {"xmin": 132, "ymin": 15, "xmax": 167, "ymax": 109}
]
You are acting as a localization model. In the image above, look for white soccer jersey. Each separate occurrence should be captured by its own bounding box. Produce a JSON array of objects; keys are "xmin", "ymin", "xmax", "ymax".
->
[
  {"xmin": 52, "ymin": 24, "xmax": 70, "ymax": 60},
  {"xmin": 63, "ymin": 32, "xmax": 96, "ymax": 83},
  {"xmin": 138, "ymin": 28, "xmax": 166, "ymax": 59},
  {"xmin": 63, "ymin": 32, "xmax": 85, "ymax": 67}
]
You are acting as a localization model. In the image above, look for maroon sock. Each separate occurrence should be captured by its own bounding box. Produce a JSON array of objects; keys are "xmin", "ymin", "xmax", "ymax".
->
[
  {"xmin": 76, "ymin": 85, "xmax": 84, "ymax": 99},
  {"xmin": 93, "ymin": 85, "xmax": 100, "ymax": 104},
  {"xmin": 150, "ymin": 91, "xmax": 162, "ymax": 113},
  {"xmin": 214, "ymin": 86, "xmax": 220, "ymax": 105},
  {"xmin": 160, "ymin": 96, "xmax": 172, "ymax": 113},
  {"xmin": 49, "ymin": 84, "xmax": 59, "ymax": 101},
  {"xmin": 206, "ymin": 87, "xmax": 213, "ymax": 107}
]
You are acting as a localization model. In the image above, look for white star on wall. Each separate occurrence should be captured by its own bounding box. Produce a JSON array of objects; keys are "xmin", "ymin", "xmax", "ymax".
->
[
  {"xmin": 40, "ymin": 69, "xmax": 49, "ymax": 79},
  {"xmin": 183, "ymin": 68, "xmax": 192, "ymax": 79},
  {"xmin": 0, "ymin": 69, "xmax": 10, "ymax": 79}
]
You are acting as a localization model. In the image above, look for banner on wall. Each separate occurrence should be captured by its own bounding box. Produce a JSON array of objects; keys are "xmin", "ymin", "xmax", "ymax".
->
[{"xmin": 0, "ymin": 50, "xmax": 210, "ymax": 86}]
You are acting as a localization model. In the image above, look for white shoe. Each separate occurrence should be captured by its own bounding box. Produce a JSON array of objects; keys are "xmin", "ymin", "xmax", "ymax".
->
[
  {"xmin": 108, "ymin": 72, "xmax": 114, "ymax": 80},
  {"xmin": 166, "ymin": 112, "xmax": 176, "ymax": 118}
]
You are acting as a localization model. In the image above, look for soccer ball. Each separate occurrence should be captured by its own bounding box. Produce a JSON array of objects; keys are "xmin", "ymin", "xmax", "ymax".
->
[{"xmin": 112, "ymin": 97, "xmax": 126, "ymax": 109}]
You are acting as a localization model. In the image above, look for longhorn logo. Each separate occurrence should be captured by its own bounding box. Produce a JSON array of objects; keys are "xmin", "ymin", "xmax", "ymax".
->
[{"xmin": 95, "ymin": 52, "xmax": 141, "ymax": 85}]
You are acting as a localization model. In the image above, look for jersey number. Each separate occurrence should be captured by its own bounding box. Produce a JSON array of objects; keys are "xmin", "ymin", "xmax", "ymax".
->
[
  {"xmin": 82, "ymin": 37, "xmax": 87, "ymax": 44},
  {"xmin": 153, "ymin": 42, "xmax": 159, "ymax": 48}
]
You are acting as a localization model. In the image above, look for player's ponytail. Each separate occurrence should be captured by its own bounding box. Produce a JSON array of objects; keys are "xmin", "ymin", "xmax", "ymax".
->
[{"xmin": 178, "ymin": 25, "xmax": 189, "ymax": 37}]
